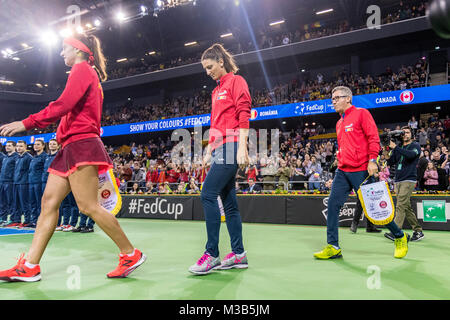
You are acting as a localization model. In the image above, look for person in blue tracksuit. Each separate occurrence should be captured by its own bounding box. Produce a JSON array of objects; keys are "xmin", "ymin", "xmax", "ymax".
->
[
  {"xmin": 72, "ymin": 212, "xmax": 96, "ymax": 233},
  {"xmin": 41, "ymin": 139, "xmax": 64, "ymax": 227},
  {"xmin": 0, "ymin": 141, "xmax": 18, "ymax": 226},
  {"xmin": 0, "ymin": 146, "xmax": 5, "ymax": 224},
  {"xmin": 10, "ymin": 141, "xmax": 33, "ymax": 227},
  {"xmin": 42, "ymin": 139, "xmax": 59, "ymax": 193},
  {"xmin": 0, "ymin": 144, "xmax": 5, "ymax": 225},
  {"xmin": 28, "ymin": 140, "xmax": 47, "ymax": 228},
  {"xmin": 40, "ymin": 140, "xmax": 77, "ymax": 231},
  {"xmin": 57, "ymin": 192, "xmax": 80, "ymax": 231}
]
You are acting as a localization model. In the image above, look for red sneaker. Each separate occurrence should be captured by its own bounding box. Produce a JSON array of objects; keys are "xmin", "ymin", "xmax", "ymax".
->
[
  {"xmin": 0, "ymin": 253, "xmax": 41, "ymax": 282},
  {"xmin": 107, "ymin": 249, "xmax": 147, "ymax": 278},
  {"xmin": 5, "ymin": 222, "xmax": 20, "ymax": 228}
]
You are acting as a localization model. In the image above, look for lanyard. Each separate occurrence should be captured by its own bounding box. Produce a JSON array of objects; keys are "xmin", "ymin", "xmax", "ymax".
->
[{"xmin": 397, "ymin": 143, "xmax": 412, "ymax": 171}]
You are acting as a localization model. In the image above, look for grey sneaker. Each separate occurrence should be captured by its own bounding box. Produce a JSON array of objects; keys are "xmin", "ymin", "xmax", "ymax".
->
[
  {"xmin": 188, "ymin": 252, "xmax": 221, "ymax": 275},
  {"xmin": 411, "ymin": 231, "xmax": 424, "ymax": 242},
  {"xmin": 0, "ymin": 221, "xmax": 11, "ymax": 227},
  {"xmin": 217, "ymin": 251, "xmax": 248, "ymax": 270}
]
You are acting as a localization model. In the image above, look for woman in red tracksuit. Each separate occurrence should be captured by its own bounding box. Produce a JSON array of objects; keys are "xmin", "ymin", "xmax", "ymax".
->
[
  {"xmin": 0, "ymin": 34, "xmax": 146, "ymax": 282},
  {"xmin": 188, "ymin": 44, "xmax": 251, "ymax": 275}
]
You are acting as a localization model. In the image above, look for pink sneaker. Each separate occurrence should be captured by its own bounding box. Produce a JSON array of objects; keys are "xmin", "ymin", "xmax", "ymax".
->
[
  {"xmin": 188, "ymin": 252, "xmax": 221, "ymax": 275},
  {"xmin": 217, "ymin": 251, "xmax": 248, "ymax": 270}
]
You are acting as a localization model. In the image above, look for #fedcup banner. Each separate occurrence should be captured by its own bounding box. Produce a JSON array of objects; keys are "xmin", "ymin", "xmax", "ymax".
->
[
  {"xmin": 357, "ymin": 181, "xmax": 395, "ymax": 225},
  {"xmin": 98, "ymin": 169, "xmax": 122, "ymax": 216}
]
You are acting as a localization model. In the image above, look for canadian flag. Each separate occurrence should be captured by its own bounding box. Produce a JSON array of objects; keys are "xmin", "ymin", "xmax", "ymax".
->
[{"xmin": 400, "ymin": 91, "xmax": 414, "ymax": 103}]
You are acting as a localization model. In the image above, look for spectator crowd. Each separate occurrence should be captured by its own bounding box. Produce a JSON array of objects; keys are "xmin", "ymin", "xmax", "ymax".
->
[
  {"xmin": 0, "ymin": 0, "xmax": 427, "ymax": 94},
  {"xmin": 105, "ymin": 0, "xmax": 427, "ymax": 81},
  {"xmin": 23, "ymin": 58, "xmax": 430, "ymax": 136},
  {"xmin": 105, "ymin": 114, "xmax": 449, "ymax": 195}
]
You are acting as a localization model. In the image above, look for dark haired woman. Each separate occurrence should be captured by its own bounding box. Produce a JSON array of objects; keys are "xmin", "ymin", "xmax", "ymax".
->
[
  {"xmin": 0, "ymin": 34, "xmax": 146, "ymax": 282},
  {"xmin": 27, "ymin": 140, "xmax": 47, "ymax": 228},
  {"xmin": 189, "ymin": 44, "xmax": 251, "ymax": 275}
]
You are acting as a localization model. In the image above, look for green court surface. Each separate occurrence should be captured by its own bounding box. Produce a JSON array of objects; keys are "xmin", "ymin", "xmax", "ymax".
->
[{"xmin": 1, "ymin": 218, "xmax": 450, "ymax": 300}]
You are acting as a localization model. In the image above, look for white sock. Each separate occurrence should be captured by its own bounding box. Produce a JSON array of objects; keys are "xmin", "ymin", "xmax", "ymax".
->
[
  {"xmin": 25, "ymin": 261, "xmax": 37, "ymax": 269},
  {"xmin": 332, "ymin": 245, "xmax": 340, "ymax": 250},
  {"xmin": 121, "ymin": 248, "xmax": 136, "ymax": 257}
]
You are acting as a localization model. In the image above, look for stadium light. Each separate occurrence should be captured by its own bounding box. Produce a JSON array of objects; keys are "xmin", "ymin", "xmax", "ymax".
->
[
  {"xmin": 141, "ymin": 5, "xmax": 148, "ymax": 14},
  {"xmin": 59, "ymin": 28, "xmax": 73, "ymax": 38},
  {"xmin": 116, "ymin": 58, "xmax": 128, "ymax": 62},
  {"xmin": 0, "ymin": 80, "xmax": 14, "ymax": 85},
  {"xmin": 316, "ymin": 8, "xmax": 333, "ymax": 15},
  {"xmin": 149, "ymin": 51, "xmax": 156, "ymax": 55},
  {"xmin": 76, "ymin": 26, "xmax": 84, "ymax": 34},
  {"xmin": 85, "ymin": 23, "xmax": 93, "ymax": 29},
  {"xmin": 184, "ymin": 41, "xmax": 197, "ymax": 46},
  {"xmin": 269, "ymin": 20, "xmax": 285, "ymax": 26},
  {"xmin": 94, "ymin": 19, "xmax": 101, "ymax": 27},
  {"xmin": 21, "ymin": 43, "xmax": 30, "ymax": 49},
  {"xmin": 12, "ymin": 57, "xmax": 20, "ymax": 61},
  {"xmin": 116, "ymin": 11, "xmax": 126, "ymax": 22},
  {"xmin": 40, "ymin": 31, "xmax": 59, "ymax": 47},
  {"xmin": 220, "ymin": 33, "xmax": 233, "ymax": 38}
]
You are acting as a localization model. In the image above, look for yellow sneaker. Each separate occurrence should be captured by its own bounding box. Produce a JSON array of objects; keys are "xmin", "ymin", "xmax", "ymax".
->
[
  {"xmin": 313, "ymin": 244, "xmax": 342, "ymax": 260},
  {"xmin": 394, "ymin": 233, "xmax": 409, "ymax": 259}
]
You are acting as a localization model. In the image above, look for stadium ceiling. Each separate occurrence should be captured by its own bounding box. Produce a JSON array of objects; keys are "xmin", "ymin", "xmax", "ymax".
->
[{"xmin": 0, "ymin": 0, "xmax": 405, "ymax": 85}]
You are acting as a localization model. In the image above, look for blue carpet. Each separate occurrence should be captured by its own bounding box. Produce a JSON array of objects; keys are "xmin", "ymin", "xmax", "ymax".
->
[{"xmin": 0, "ymin": 228, "xmax": 35, "ymax": 236}]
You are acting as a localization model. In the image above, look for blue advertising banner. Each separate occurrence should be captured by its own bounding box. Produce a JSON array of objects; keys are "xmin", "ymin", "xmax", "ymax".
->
[
  {"xmin": 249, "ymin": 84, "xmax": 450, "ymax": 121},
  {"xmin": 2, "ymin": 84, "xmax": 449, "ymax": 145}
]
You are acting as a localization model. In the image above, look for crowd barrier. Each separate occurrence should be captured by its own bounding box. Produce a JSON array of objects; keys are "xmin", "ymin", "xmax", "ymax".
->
[{"xmin": 117, "ymin": 194, "xmax": 450, "ymax": 231}]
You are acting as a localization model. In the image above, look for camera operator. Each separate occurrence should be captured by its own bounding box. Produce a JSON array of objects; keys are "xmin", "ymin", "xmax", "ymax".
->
[{"xmin": 383, "ymin": 126, "xmax": 424, "ymax": 242}]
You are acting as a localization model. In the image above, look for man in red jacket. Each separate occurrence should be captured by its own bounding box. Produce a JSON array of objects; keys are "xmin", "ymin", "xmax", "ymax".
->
[
  {"xmin": 165, "ymin": 162, "xmax": 180, "ymax": 184},
  {"xmin": 314, "ymin": 86, "xmax": 409, "ymax": 260}
]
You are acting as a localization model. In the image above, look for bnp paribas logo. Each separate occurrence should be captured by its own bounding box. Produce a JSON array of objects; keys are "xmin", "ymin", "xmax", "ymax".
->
[{"xmin": 423, "ymin": 200, "xmax": 446, "ymax": 222}]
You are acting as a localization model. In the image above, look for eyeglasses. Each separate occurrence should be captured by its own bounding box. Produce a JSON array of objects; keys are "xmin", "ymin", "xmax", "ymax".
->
[{"xmin": 331, "ymin": 95, "xmax": 348, "ymax": 102}]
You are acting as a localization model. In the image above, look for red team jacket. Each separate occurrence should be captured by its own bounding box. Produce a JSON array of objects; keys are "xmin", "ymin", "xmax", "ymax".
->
[
  {"xmin": 336, "ymin": 105, "xmax": 380, "ymax": 172},
  {"xmin": 22, "ymin": 61, "xmax": 103, "ymax": 148},
  {"xmin": 209, "ymin": 72, "xmax": 251, "ymax": 150}
]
